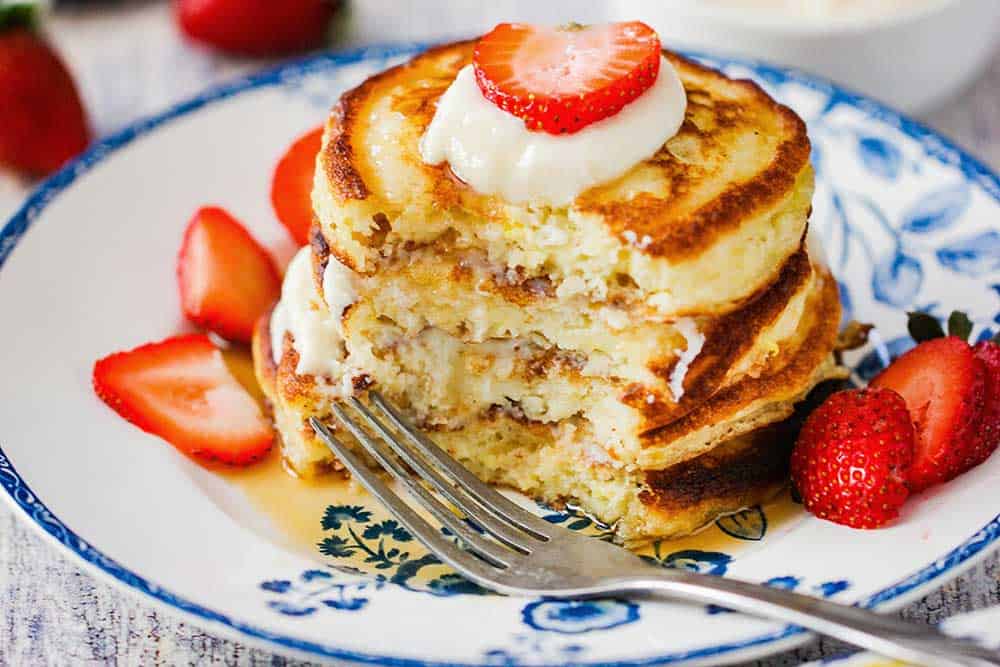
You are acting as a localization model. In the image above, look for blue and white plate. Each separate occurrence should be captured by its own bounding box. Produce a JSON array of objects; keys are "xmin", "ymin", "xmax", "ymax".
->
[{"xmin": 1, "ymin": 45, "xmax": 999, "ymax": 666}]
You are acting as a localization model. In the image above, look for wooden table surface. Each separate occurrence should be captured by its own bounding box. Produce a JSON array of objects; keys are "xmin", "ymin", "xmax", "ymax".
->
[{"xmin": 1, "ymin": 3, "xmax": 998, "ymax": 665}]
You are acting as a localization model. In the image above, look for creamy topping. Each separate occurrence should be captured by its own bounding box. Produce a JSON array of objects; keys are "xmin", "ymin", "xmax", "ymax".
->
[
  {"xmin": 668, "ymin": 318, "xmax": 704, "ymax": 401},
  {"xmin": 419, "ymin": 58, "xmax": 686, "ymax": 206},
  {"xmin": 322, "ymin": 252, "xmax": 359, "ymax": 319},
  {"xmin": 269, "ymin": 248, "xmax": 357, "ymax": 384}
]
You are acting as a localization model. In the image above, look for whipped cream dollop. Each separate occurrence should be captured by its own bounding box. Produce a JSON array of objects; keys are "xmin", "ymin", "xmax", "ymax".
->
[
  {"xmin": 269, "ymin": 248, "xmax": 357, "ymax": 381},
  {"xmin": 419, "ymin": 58, "xmax": 687, "ymax": 206}
]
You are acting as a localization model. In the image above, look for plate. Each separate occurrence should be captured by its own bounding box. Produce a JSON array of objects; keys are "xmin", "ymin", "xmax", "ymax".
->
[{"xmin": 2, "ymin": 44, "xmax": 1000, "ymax": 666}]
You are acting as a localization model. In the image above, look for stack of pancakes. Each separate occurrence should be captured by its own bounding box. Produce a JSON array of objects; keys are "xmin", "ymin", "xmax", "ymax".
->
[{"xmin": 252, "ymin": 42, "xmax": 846, "ymax": 544}]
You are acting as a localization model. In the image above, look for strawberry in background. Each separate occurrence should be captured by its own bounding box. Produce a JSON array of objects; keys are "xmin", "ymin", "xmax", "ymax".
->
[
  {"xmin": 0, "ymin": 2, "xmax": 90, "ymax": 178},
  {"xmin": 175, "ymin": 0, "xmax": 336, "ymax": 57},
  {"xmin": 271, "ymin": 125, "xmax": 323, "ymax": 245}
]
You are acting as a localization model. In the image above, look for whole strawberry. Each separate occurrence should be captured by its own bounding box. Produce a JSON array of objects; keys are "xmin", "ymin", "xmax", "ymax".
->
[
  {"xmin": 175, "ymin": 0, "xmax": 335, "ymax": 57},
  {"xmin": 791, "ymin": 388, "xmax": 915, "ymax": 529},
  {"xmin": 0, "ymin": 7, "xmax": 90, "ymax": 177},
  {"xmin": 966, "ymin": 340, "xmax": 1000, "ymax": 472}
]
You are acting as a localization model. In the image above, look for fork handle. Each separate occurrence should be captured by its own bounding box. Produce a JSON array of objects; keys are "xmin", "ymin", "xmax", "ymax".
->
[{"xmin": 612, "ymin": 572, "xmax": 1000, "ymax": 667}]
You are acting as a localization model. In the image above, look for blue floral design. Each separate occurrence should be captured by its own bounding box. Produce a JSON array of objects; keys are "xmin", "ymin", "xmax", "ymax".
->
[
  {"xmin": 642, "ymin": 547, "xmax": 733, "ymax": 576},
  {"xmin": 872, "ymin": 252, "xmax": 924, "ymax": 308},
  {"xmin": 521, "ymin": 599, "xmax": 639, "ymax": 634},
  {"xmin": 260, "ymin": 580, "xmax": 291, "ymax": 594},
  {"xmin": 857, "ymin": 135, "xmax": 902, "ymax": 181},
  {"xmin": 317, "ymin": 504, "xmax": 490, "ymax": 596},
  {"xmin": 481, "ymin": 633, "xmax": 587, "ymax": 665},
  {"xmin": 854, "ymin": 335, "xmax": 914, "ymax": 381},
  {"xmin": 716, "ymin": 507, "xmax": 767, "ymax": 541},
  {"xmin": 900, "ymin": 184, "xmax": 970, "ymax": 234},
  {"xmin": 321, "ymin": 505, "xmax": 372, "ymax": 530},
  {"xmin": 765, "ymin": 576, "xmax": 801, "ymax": 590},
  {"xmin": 362, "ymin": 519, "xmax": 413, "ymax": 542},
  {"xmin": 318, "ymin": 505, "xmax": 412, "ymax": 571},
  {"xmin": 709, "ymin": 577, "xmax": 849, "ymax": 615},
  {"xmin": 815, "ymin": 580, "xmax": 851, "ymax": 597},
  {"xmin": 260, "ymin": 568, "xmax": 381, "ymax": 616},
  {"xmin": 936, "ymin": 231, "xmax": 1000, "ymax": 277},
  {"xmin": 539, "ymin": 504, "xmax": 616, "ymax": 541}
]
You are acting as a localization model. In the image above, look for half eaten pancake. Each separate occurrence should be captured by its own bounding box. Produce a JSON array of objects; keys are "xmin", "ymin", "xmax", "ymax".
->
[
  {"xmin": 251, "ymin": 247, "xmax": 845, "ymax": 543},
  {"xmin": 253, "ymin": 38, "xmax": 843, "ymax": 544},
  {"xmin": 311, "ymin": 227, "xmax": 822, "ymax": 432}
]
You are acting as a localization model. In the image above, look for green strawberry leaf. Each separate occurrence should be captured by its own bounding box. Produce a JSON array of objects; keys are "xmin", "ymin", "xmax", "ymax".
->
[
  {"xmin": 0, "ymin": 2, "xmax": 38, "ymax": 32},
  {"xmin": 992, "ymin": 330, "xmax": 1000, "ymax": 345},
  {"xmin": 907, "ymin": 311, "xmax": 945, "ymax": 343},
  {"xmin": 947, "ymin": 310, "xmax": 973, "ymax": 342}
]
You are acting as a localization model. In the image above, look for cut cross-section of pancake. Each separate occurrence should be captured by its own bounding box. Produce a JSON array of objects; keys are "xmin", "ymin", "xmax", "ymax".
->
[
  {"xmin": 252, "ymin": 241, "xmax": 845, "ymax": 543},
  {"xmin": 311, "ymin": 229, "xmax": 826, "ymax": 431},
  {"xmin": 314, "ymin": 42, "xmax": 813, "ymax": 317}
]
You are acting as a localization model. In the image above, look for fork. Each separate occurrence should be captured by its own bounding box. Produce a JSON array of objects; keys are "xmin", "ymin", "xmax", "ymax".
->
[{"xmin": 310, "ymin": 393, "xmax": 1000, "ymax": 667}]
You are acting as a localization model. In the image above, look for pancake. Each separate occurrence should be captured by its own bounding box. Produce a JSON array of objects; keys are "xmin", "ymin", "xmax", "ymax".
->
[
  {"xmin": 313, "ymin": 42, "xmax": 813, "ymax": 317},
  {"xmin": 250, "ymin": 38, "xmax": 844, "ymax": 543},
  {"xmin": 252, "ymin": 285, "xmax": 843, "ymax": 543},
  {"xmin": 252, "ymin": 245, "xmax": 846, "ymax": 542},
  {"xmin": 312, "ymin": 228, "xmax": 823, "ymax": 430}
]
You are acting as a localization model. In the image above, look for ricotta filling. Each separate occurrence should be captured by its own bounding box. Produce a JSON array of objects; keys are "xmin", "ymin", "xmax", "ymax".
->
[
  {"xmin": 669, "ymin": 318, "xmax": 705, "ymax": 402},
  {"xmin": 419, "ymin": 57, "xmax": 687, "ymax": 206},
  {"xmin": 269, "ymin": 248, "xmax": 358, "ymax": 391}
]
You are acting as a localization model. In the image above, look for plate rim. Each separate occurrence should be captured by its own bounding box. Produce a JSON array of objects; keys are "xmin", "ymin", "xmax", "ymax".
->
[{"xmin": 2, "ymin": 41, "xmax": 999, "ymax": 667}]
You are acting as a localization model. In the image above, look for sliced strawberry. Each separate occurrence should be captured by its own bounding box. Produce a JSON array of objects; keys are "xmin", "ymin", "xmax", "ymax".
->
[
  {"xmin": 473, "ymin": 22, "xmax": 661, "ymax": 135},
  {"xmin": 965, "ymin": 341, "xmax": 1000, "ymax": 471},
  {"xmin": 177, "ymin": 206, "xmax": 281, "ymax": 343},
  {"xmin": 0, "ymin": 26, "xmax": 90, "ymax": 177},
  {"xmin": 271, "ymin": 125, "xmax": 322, "ymax": 245},
  {"xmin": 872, "ymin": 336, "xmax": 986, "ymax": 491},
  {"xmin": 791, "ymin": 388, "xmax": 914, "ymax": 529},
  {"xmin": 93, "ymin": 334, "xmax": 273, "ymax": 465}
]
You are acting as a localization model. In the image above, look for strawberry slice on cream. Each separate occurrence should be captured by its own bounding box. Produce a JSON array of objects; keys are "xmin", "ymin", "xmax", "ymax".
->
[{"xmin": 419, "ymin": 22, "xmax": 687, "ymax": 206}]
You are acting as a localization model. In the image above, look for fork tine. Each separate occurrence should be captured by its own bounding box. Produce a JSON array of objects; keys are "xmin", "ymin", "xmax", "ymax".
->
[
  {"xmin": 370, "ymin": 392, "xmax": 555, "ymax": 539},
  {"xmin": 346, "ymin": 397, "xmax": 540, "ymax": 553},
  {"xmin": 310, "ymin": 418, "xmax": 508, "ymax": 586},
  {"xmin": 327, "ymin": 405, "xmax": 518, "ymax": 568}
]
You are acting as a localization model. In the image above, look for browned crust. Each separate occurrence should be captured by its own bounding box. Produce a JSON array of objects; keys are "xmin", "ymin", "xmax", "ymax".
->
[
  {"xmin": 319, "ymin": 41, "xmax": 810, "ymax": 263},
  {"xmin": 639, "ymin": 423, "xmax": 792, "ymax": 513},
  {"xmin": 582, "ymin": 54, "xmax": 810, "ymax": 262},
  {"xmin": 254, "ymin": 312, "xmax": 321, "ymax": 407},
  {"xmin": 252, "ymin": 311, "xmax": 352, "ymax": 477},
  {"xmin": 640, "ymin": 263, "xmax": 842, "ymax": 448},
  {"xmin": 251, "ymin": 307, "xmax": 278, "ymax": 400},
  {"xmin": 624, "ymin": 243, "xmax": 812, "ymax": 425},
  {"xmin": 321, "ymin": 40, "xmax": 476, "ymax": 202},
  {"xmin": 309, "ymin": 223, "xmax": 330, "ymax": 291}
]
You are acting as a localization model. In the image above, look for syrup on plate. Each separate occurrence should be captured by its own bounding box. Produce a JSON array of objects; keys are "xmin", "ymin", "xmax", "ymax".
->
[{"xmin": 217, "ymin": 346, "xmax": 803, "ymax": 589}]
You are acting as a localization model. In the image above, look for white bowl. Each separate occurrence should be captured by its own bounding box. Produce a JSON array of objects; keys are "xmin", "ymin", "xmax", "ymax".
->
[{"xmin": 612, "ymin": 0, "xmax": 999, "ymax": 112}]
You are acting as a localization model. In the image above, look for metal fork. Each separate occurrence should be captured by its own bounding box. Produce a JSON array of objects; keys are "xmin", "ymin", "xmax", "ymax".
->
[{"xmin": 310, "ymin": 393, "xmax": 1000, "ymax": 667}]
